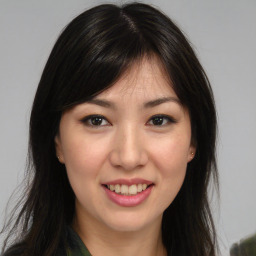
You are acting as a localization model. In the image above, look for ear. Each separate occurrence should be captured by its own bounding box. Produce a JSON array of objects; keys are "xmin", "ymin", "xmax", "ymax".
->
[
  {"xmin": 187, "ymin": 144, "xmax": 196, "ymax": 163},
  {"xmin": 54, "ymin": 134, "xmax": 65, "ymax": 163}
]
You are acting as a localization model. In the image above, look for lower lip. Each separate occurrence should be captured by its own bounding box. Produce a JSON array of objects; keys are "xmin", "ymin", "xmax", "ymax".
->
[{"xmin": 103, "ymin": 185, "xmax": 153, "ymax": 207}]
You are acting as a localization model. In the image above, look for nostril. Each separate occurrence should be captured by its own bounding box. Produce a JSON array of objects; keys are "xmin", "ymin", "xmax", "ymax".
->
[{"xmin": 108, "ymin": 144, "xmax": 148, "ymax": 170}]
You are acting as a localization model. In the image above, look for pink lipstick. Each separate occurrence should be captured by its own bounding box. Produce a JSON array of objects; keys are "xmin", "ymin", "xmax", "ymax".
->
[{"xmin": 102, "ymin": 179, "xmax": 154, "ymax": 207}]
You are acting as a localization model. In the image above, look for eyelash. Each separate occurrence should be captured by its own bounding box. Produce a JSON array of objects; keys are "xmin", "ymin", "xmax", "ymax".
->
[{"xmin": 80, "ymin": 114, "xmax": 177, "ymax": 127}]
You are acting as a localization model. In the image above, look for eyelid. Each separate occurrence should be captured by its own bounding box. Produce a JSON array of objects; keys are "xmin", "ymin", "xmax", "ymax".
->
[
  {"xmin": 80, "ymin": 114, "xmax": 111, "ymax": 127},
  {"xmin": 80, "ymin": 114, "xmax": 177, "ymax": 127},
  {"xmin": 146, "ymin": 114, "xmax": 177, "ymax": 126}
]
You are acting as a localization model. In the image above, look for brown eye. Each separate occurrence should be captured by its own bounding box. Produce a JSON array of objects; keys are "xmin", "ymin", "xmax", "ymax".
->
[
  {"xmin": 147, "ymin": 115, "xmax": 177, "ymax": 126},
  {"xmin": 81, "ymin": 115, "xmax": 110, "ymax": 127},
  {"xmin": 151, "ymin": 116, "xmax": 166, "ymax": 125},
  {"xmin": 90, "ymin": 116, "xmax": 104, "ymax": 126}
]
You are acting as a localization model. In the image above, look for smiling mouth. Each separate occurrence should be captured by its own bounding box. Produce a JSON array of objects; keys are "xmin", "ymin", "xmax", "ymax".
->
[{"xmin": 103, "ymin": 184, "xmax": 153, "ymax": 196}]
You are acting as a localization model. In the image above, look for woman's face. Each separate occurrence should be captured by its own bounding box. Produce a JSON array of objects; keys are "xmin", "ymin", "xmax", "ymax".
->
[{"xmin": 55, "ymin": 57, "xmax": 195, "ymax": 232}]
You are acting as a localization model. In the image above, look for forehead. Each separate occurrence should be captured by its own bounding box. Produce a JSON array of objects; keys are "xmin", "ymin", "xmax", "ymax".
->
[{"xmin": 97, "ymin": 56, "xmax": 177, "ymax": 101}]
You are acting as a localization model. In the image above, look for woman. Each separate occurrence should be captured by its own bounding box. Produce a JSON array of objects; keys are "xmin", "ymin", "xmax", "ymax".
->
[{"xmin": 1, "ymin": 2, "xmax": 218, "ymax": 256}]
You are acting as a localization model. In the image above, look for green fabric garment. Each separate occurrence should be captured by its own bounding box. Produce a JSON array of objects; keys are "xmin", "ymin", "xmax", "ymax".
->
[
  {"xmin": 66, "ymin": 227, "xmax": 92, "ymax": 256},
  {"xmin": 230, "ymin": 233, "xmax": 256, "ymax": 256}
]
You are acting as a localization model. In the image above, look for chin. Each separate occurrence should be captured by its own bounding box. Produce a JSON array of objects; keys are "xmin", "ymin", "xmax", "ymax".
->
[
  {"xmin": 102, "ymin": 212, "xmax": 159, "ymax": 233},
  {"xmin": 107, "ymin": 221, "xmax": 146, "ymax": 232}
]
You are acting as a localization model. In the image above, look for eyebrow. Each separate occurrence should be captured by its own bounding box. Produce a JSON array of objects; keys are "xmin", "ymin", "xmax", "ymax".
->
[
  {"xmin": 86, "ymin": 99, "xmax": 115, "ymax": 108},
  {"xmin": 143, "ymin": 97, "xmax": 181, "ymax": 108},
  {"xmin": 86, "ymin": 97, "xmax": 181, "ymax": 109}
]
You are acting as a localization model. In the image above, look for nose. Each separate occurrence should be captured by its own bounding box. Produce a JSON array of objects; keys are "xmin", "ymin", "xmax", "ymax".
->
[{"xmin": 109, "ymin": 125, "xmax": 148, "ymax": 171}]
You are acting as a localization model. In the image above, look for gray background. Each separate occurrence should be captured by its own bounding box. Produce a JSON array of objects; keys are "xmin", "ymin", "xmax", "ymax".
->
[{"xmin": 1, "ymin": 0, "xmax": 256, "ymax": 255}]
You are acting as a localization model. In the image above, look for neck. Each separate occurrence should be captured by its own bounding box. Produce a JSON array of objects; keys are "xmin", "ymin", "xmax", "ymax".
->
[{"xmin": 73, "ymin": 212, "xmax": 166, "ymax": 256}]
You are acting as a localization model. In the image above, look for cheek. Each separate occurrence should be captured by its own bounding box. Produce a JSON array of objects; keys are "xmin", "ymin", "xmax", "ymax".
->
[
  {"xmin": 62, "ymin": 135, "xmax": 111, "ymax": 206},
  {"xmin": 62, "ymin": 134, "xmax": 110, "ymax": 177},
  {"xmin": 148, "ymin": 133, "xmax": 190, "ymax": 205},
  {"xmin": 150, "ymin": 134, "xmax": 190, "ymax": 174}
]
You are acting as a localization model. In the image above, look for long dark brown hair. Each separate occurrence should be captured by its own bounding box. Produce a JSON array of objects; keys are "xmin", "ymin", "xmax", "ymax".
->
[{"xmin": 1, "ymin": 2, "xmax": 218, "ymax": 256}]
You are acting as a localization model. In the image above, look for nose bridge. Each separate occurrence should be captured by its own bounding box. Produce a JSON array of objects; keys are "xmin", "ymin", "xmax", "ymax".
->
[
  {"xmin": 122, "ymin": 123, "xmax": 139, "ymax": 157},
  {"xmin": 110, "ymin": 123, "xmax": 147, "ymax": 170}
]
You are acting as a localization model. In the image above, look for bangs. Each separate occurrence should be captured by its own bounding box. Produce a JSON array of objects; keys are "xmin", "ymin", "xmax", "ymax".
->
[{"xmin": 50, "ymin": 6, "xmax": 153, "ymax": 111}]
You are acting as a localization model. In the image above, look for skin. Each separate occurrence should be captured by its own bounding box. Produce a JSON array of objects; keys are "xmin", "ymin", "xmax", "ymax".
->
[{"xmin": 55, "ymin": 57, "xmax": 195, "ymax": 256}]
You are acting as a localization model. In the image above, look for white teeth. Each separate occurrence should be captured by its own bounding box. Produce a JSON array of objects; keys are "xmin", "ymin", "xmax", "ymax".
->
[
  {"xmin": 142, "ymin": 184, "xmax": 147, "ymax": 190},
  {"xmin": 115, "ymin": 184, "xmax": 121, "ymax": 193},
  {"xmin": 106, "ymin": 183, "xmax": 149, "ymax": 196},
  {"xmin": 129, "ymin": 184, "xmax": 137, "ymax": 195},
  {"xmin": 121, "ymin": 185, "xmax": 128, "ymax": 195}
]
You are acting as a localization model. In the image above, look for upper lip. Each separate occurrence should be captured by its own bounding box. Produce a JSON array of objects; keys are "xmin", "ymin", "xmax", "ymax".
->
[{"xmin": 103, "ymin": 178, "xmax": 153, "ymax": 186}]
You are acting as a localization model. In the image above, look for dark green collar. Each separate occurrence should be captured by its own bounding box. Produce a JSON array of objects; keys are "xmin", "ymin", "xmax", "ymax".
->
[{"xmin": 66, "ymin": 226, "xmax": 92, "ymax": 256}]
